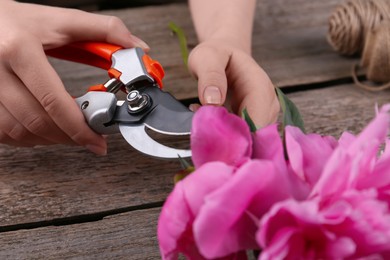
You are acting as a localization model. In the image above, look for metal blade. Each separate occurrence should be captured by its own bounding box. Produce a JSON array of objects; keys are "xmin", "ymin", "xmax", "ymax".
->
[
  {"xmin": 119, "ymin": 124, "xmax": 192, "ymax": 159},
  {"xmin": 141, "ymin": 86, "xmax": 193, "ymax": 135}
]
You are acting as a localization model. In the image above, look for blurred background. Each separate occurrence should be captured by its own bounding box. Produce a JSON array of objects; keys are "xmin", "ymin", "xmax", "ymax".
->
[{"xmin": 18, "ymin": 0, "xmax": 186, "ymax": 10}]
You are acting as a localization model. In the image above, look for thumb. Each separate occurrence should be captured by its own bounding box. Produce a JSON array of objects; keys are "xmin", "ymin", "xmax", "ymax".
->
[{"xmin": 188, "ymin": 45, "xmax": 229, "ymax": 105}]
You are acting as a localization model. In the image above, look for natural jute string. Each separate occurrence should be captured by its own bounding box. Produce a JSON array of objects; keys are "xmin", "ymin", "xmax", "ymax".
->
[{"xmin": 327, "ymin": 0, "xmax": 390, "ymax": 91}]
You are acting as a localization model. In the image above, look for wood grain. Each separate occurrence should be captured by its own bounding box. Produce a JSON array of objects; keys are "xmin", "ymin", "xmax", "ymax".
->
[
  {"xmin": 286, "ymin": 84, "xmax": 389, "ymax": 137},
  {"xmin": 49, "ymin": 0, "xmax": 359, "ymax": 101},
  {"xmin": 0, "ymin": 207, "xmax": 259, "ymax": 259},
  {"xmin": 0, "ymin": 208, "xmax": 162, "ymax": 259},
  {"xmin": 0, "ymin": 134, "xmax": 183, "ymax": 227},
  {"xmin": 253, "ymin": 0, "xmax": 358, "ymax": 87}
]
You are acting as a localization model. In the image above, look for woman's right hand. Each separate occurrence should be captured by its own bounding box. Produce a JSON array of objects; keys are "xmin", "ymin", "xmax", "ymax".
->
[{"xmin": 0, "ymin": 1, "xmax": 149, "ymax": 155}]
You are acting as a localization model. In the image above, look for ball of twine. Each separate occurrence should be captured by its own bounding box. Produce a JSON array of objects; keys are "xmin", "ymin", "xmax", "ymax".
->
[
  {"xmin": 328, "ymin": 0, "xmax": 390, "ymax": 56},
  {"xmin": 327, "ymin": 0, "xmax": 390, "ymax": 91}
]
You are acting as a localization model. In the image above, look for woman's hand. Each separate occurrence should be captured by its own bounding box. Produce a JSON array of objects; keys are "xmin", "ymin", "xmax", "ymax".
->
[
  {"xmin": 0, "ymin": 1, "xmax": 149, "ymax": 155},
  {"xmin": 188, "ymin": 40, "xmax": 280, "ymax": 127}
]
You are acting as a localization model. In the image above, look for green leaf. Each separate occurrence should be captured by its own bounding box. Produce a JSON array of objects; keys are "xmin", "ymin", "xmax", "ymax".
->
[
  {"xmin": 275, "ymin": 88, "xmax": 305, "ymax": 133},
  {"xmin": 174, "ymin": 166, "xmax": 195, "ymax": 184},
  {"xmin": 168, "ymin": 22, "xmax": 189, "ymax": 66},
  {"xmin": 174, "ymin": 156, "xmax": 194, "ymax": 183},
  {"xmin": 242, "ymin": 108, "xmax": 258, "ymax": 132},
  {"xmin": 178, "ymin": 155, "xmax": 192, "ymax": 170}
]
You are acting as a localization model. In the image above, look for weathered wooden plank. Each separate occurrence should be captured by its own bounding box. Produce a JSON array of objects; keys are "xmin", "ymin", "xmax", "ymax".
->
[
  {"xmin": 287, "ymin": 85, "xmax": 388, "ymax": 137},
  {"xmin": 0, "ymin": 207, "xmax": 258, "ymax": 259},
  {"xmin": 0, "ymin": 208, "xmax": 162, "ymax": 259},
  {"xmin": 253, "ymin": 0, "xmax": 358, "ymax": 87},
  {"xmin": 0, "ymin": 134, "xmax": 184, "ymax": 227},
  {"xmin": 1, "ymin": 83, "xmax": 390, "ymax": 228},
  {"xmin": 49, "ymin": 0, "xmax": 358, "ymax": 100}
]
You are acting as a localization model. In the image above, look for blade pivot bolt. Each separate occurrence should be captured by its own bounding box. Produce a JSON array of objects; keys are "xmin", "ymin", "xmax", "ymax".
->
[{"xmin": 127, "ymin": 90, "xmax": 150, "ymax": 113}]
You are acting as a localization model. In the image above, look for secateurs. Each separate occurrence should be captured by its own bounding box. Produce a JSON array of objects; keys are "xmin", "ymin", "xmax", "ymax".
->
[{"xmin": 47, "ymin": 42, "xmax": 193, "ymax": 159}]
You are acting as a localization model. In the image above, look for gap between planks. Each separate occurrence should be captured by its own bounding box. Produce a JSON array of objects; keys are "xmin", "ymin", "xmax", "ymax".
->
[
  {"xmin": 0, "ymin": 201, "xmax": 164, "ymax": 233},
  {"xmin": 180, "ymin": 75, "xmax": 367, "ymax": 105}
]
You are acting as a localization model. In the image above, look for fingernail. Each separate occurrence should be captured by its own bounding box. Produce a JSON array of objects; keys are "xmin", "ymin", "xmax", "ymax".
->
[
  {"xmin": 86, "ymin": 144, "xmax": 107, "ymax": 156},
  {"xmin": 129, "ymin": 34, "xmax": 150, "ymax": 50},
  {"xmin": 189, "ymin": 103, "xmax": 201, "ymax": 112},
  {"xmin": 203, "ymin": 86, "xmax": 222, "ymax": 105}
]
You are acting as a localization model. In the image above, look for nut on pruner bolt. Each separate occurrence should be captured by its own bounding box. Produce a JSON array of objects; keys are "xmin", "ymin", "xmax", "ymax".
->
[{"xmin": 126, "ymin": 90, "xmax": 150, "ymax": 113}]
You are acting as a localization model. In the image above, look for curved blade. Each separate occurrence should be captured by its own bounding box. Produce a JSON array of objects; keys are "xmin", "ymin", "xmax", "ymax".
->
[
  {"xmin": 141, "ymin": 86, "xmax": 193, "ymax": 135},
  {"xmin": 119, "ymin": 124, "xmax": 192, "ymax": 159}
]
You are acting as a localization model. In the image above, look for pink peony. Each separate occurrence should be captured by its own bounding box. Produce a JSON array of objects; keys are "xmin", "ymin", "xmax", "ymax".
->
[{"xmin": 158, "ymin": 104, "xmax": 390, "ymax": 259}]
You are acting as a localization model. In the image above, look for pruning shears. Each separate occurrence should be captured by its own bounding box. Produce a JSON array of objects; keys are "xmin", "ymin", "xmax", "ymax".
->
[{"xmin": 47, "ymin": 42, "xmax": 193, "ymax": 159}]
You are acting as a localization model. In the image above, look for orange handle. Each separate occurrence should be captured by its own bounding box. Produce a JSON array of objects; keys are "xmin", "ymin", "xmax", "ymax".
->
[
  {"xmin": 47, "ymin": 41, "xmax": 165, "ymax": 90},
  {"xmin": 46, "ymin": 42, "xmax": 123, "ymax": 70}
]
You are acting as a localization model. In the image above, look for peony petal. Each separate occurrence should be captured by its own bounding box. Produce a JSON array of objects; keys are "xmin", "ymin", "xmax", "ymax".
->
[
  {"xmin": 252, "ymin": 124, "xmax": 284, "ymax": 164},
  {"xmin": 158, "ymin": 162, "xmax": 234, "ymax": 259},
  {"xmin": 191, "ymin": 106, "xmax": 252, "ymax": 168},
  {"xmin": 183, "ymin": 162, "xmax": 235, "ymax": 215},
  {"xmin": 311, "ymin": 105, "xmax": 390, "ymax": 198},
  {"xmin": 312, "ymin": 140, "xmax": 384, "ymax": 198},
  {"xmin": 379, "ymin": 139, "xmax": 390, "ymax": 161},
  {"xmin": 347, "ymin": 105, "xmax": 390, "ymax": 155},
  {"xmin": 253, "ymin": 124, "xmax": 310, "ymax": 200},
  {"xmin": 258, "ymin": 199, "xmax": 357, "ymax": 259},
  {"xmin": 258, "ymin": 199, "xmax": 320, "ymax": 248},
  {"xmin": 219, "ymin": 251, "xmax": 248, "ymax": 260},
  {"xmin": 325, "ymin": 237, "xmax": 356, "ymax": 260},
  {"xmin": 258, "ymin": 189, "xmax": 390, "ymax": 259},
  {"xmin": 285, "ymin": 126, "xmax": 336, "ymax": 186},
  {"xmin": 259, "ymin": 228, "xmax": 302, "ymax": 260},
  {"xmin": 332, "ymin": 190, "xmax": 390, "ymax": 256},
  {"xmin": 194, "ymin": 160, "xmax": 291, "ymax": 258},
  {"xmin": 310, "ymin": 148, "xmax": 353, "ymax": 198},
  {"xmin": 158, "ymin": 180, "xmax": 196, "ymax": 259},
  {"xmin": 357, "ymin": 155, "xmax": 390, "ymax": 191},
  {"xmin": 338, "ymin": 131, "xmax": 356, "ymax": 148}
]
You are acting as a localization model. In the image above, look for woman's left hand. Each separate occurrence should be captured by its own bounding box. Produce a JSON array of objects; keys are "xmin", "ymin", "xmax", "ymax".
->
[{"xmin": 188, "ymin": 40, "xmax": 280, "ymax": 127}]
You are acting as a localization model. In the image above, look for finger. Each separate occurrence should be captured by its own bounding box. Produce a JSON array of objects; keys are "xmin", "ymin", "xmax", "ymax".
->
[
  {"xmin": 0, "ymin": 67, "xmax": 74, "ymax": 145},
  {"xmin": 189, "ymin": 103, "xmax": 201, "ymax": 112},
  {"xmin": 37, "ymin": 5, "xmax": 149, "ymax": 50},
  {"xmin": 227, "ymin": 52, "xmax": 280, "ymax": 126},
  {"xmin": 0, "ymin": 131, "xmax": 27, "ymax": 147},
  {"xmin": 8, "ymin": 39, "xmax": 107, "ymax": 155},
  {"xmin": 188, "ymin": 45, "xmax": 229, "ymax": 106},
  {"xmin": 0, "ymin": 101, "xmax": 54, "ymax": 146}
]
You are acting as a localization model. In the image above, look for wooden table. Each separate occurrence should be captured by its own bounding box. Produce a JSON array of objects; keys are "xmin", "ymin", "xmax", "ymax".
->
[{"xmin": 1, "ymin": 0, "xmax": 389, "ymax": 258}]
